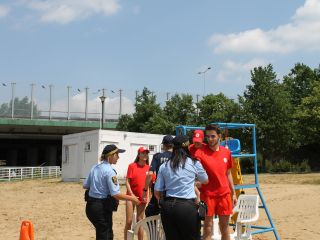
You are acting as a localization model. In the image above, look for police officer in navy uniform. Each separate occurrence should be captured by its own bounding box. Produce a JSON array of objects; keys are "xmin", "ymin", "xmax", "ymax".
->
[
  {"xmin": 143, "ymin": 135, "xmax": 173, "ymax": 216},
  {"xmin": 154, "ymin": 135, "xmax": 208, "ymax": 240},
  {"xmin": 83, "ymin": 144, "xmax": 140, "ymax": 240}
]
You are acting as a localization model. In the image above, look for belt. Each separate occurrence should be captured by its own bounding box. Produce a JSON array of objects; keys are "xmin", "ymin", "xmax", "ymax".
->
[
  {"xmin": 88, "ymin": 195, "xmax": 111, "ymax": 202},
  {"xmin": 88, "ymin": 197, "xmax": 106, "ymax": 202},
  {"xmin": 164, "ymin": 197, "xmax": 195, "ymax": 201}
]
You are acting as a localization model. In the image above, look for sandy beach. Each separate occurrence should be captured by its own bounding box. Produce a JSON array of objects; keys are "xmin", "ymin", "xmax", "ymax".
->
[{"xmin": 1, "ymin": 173, "xmax": 320, "ymax": 240}]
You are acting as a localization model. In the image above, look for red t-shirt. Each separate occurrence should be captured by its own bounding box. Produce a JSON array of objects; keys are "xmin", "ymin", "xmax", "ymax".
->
[
  {"xmin": 126, "ymin": 162, "xmax": 150, "ymax": 202},
  {"xmin": 189, "ymin": 143, "xmax": 206, "ymax": 159},
  {"xmin": 197, "ymin": 145, "xmax": 233, "ymax": 197}
]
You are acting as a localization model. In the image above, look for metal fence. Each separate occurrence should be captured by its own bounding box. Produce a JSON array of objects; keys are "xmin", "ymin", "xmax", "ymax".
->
[
  {"xmin": 0, "ymin": 82, "xmax": 202, "ymax": 121},
  {"xmin": 0, "ymin": 166, "xmax": 61, "ymax": 181}
]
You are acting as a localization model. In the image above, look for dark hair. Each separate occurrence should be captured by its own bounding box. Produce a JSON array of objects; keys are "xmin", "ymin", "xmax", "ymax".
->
[
  {"xmin": 205, "ymin": 124, "xmax": 221, "ymax": 134},
  {"xmin": 134, "ymin": 153, "xmax": 149, "ymax": 165},
  {"xmin": 170, "ymin": 146, "xmax": 195, "ymax": 171}
]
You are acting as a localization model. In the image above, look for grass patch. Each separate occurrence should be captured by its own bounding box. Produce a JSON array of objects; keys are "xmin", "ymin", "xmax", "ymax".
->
[
  {"xmin": 243, "ymin": 173, "xmax": 320, "ymax": 184},
  {"xmin": 302, "ymin": 178, "xmax": 320, "ymax": 185}
]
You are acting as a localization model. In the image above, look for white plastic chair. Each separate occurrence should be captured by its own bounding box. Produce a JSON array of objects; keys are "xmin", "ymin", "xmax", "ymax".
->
[
  {"xmin": 212, "ymin": 195, "xmax": 259, "ymax": 240},
  {"xmin": 131, "ymin": 212, "xmax": 137, "ymax": 230},
  {"xmin": 127, "ymin": 215, "xmax": 166, "ymax": 240}
]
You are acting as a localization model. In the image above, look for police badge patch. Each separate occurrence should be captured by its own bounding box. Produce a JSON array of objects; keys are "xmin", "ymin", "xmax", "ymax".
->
[{"xmin": 112, "ymin": 176, "xmax": 118, "ymax": 185}]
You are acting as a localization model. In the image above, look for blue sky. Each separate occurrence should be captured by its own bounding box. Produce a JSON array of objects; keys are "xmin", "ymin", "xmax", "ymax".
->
[{"xmin": 0, "ymin": 0, "xmax": 320, "ymax": 115}]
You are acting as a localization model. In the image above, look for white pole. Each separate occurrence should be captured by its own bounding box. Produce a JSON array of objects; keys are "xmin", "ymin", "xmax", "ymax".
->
[
  {"xmin": 85, "ymin": 87, "xmax": 89, "ymax": 120},
  {"xmin": 11, "ymin": 82, "xmax": 16, "ymax": 119},
  {"xmin": 67, "ymin": 86, "xmax": 71, "ymax": 120},
  {"xmin": 49, "ymin": 84, "xmax": 53, "ymax": 120},
  {"xmin": 30, "ymin": 83, "xmax": 35, "ymax": 119}
]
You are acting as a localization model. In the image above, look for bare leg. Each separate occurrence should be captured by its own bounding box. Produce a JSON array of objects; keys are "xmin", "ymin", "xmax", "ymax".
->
[
  {"xmin": 203, "ymin": 216, "xmax": 213, "ymax": 240},
  {"xmin": 219, "ymin": 215, "xmax": 230, "ymax": 240},
  {"xmin": 136, "ymin": 203, "xmax": 147, "ymax": 240},
  {"xmin": 124, "ymin": 200, "xmax": 135, "ymax": 240}
]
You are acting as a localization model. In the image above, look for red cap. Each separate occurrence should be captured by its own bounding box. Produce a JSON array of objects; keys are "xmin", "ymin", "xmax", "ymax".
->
[
  {"xmin": 138, "ymin": 146, "xmax": 150, "ymax": 153},
  {"xmin": 193, "ymin": 130, "xmax": 204, "ymax": 143}
]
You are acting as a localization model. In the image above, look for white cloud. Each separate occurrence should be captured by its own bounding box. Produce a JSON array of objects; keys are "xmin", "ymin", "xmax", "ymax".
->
[
  {"xmin": 0, "ymin": 5, "xmax": 10, "ymax": 18},
  {"xmin": 209, "ymin": 0, "xmax": 320, "ymax": 54},
  {"xmin": 25, "ymin": 0, "xmax": 121, "ymax": 24},
  {"xmin": 216, "ymin": 58, "xmax": 269, "ymax": 83}
]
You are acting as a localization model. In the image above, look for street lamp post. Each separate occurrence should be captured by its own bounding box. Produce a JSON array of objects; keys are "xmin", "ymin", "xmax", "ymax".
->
[
  {"xmin": 11, "ymin": 82, "xmax": 16, "ymax": 119},
  {"xmin": 198, "ymin": 67, "xmax": 212, "ymax": 96},
  {"xmin": 99, "ymin": 89, "xmax": 106, "ymax": 129},
  {"xmin": 30, "ymin": 83, "xmax": 35, "ymax": 119},
  {"xmin": 49, "ymin": 84, "xmax": 53, "ymax": 120}
]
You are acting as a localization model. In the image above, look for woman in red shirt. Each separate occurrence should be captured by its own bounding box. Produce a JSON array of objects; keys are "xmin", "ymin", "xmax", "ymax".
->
[{"xmin": 124, "ymin": 147, "xmax": 150, "ymax": 240}]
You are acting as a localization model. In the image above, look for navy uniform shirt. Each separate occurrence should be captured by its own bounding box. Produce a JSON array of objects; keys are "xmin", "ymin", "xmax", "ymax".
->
[
  {"xmin": 150, "ymin": 151, "xmax": 172, "ymax": 175},
  {"xmin": 154, "ymin": 157, "xmax": 208, "ymax": 199},
  {"xmin": 83, "ymin": 161, "xmax": 120, "ymax": 199}
]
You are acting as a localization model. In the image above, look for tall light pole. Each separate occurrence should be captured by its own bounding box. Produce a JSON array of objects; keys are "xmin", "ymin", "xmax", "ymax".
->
[
  {"xmin": 119, "ymin": 89, "xmax": 123, "ymax": 118},
  {"xmin": 49, "ymin": 84, "xmax": 53, "ymax": 120},
  {"xmin": 67, "ymin": 86, "xmax": 71, "ymax": 120},
  {"xmin": 198, "ymin": 66, "xmax": 212, "ymax": 96},
  {"xmin": 85, "ymin": 87, "xmax": 89, "ymax": 121},
  {"xmin": 30, "ymin": 83, "xmax": 35, "ymax": 119},
  {"xmin": 11, "ymin": 82, "xmax": 16, "ymax": 119},
  {"xmin": 99, "ymin": 89, "xmax": 106, "ymax": 129}
]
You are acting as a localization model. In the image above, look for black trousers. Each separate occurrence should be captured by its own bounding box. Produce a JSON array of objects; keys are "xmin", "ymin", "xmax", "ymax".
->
[
  {"xmin": 160, "ymin": 198, "xmax": 200, "ymax": 240},
  {"xmin": 86, "ymin": 199, "xmax": 113, "ymax": 240}
]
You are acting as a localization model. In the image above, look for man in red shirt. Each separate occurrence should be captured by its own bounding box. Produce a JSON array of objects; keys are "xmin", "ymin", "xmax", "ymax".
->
[{"xmin": 196, "ymin": 124, "xmax": 237, "ymax": 240}]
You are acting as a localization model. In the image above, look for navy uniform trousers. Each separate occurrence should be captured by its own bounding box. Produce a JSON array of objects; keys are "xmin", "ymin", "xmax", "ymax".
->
[
  {"xmin": 160, "ymin": 197, "xmax": 201, "ymax": 240},
  {"xmin": 86, "ymin": 198, "xmax": 113, "ymax": 240}
]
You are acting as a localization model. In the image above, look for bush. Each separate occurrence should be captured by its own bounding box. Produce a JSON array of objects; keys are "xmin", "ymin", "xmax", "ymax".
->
[
  {"xmin": 266, "ymin": 159, "xmax": 291, "ymax": 173},
  {"xmin": 265, "ymin": 159, "xmax": 311, "ymax": 173},
  {"xmin": 295, "ymin": 160, "xmax": 311, "ymax": 173}
]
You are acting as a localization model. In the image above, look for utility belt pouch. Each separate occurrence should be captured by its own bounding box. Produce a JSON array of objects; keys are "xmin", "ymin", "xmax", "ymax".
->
[
  {"xmin": 84, "ymin": 190, "xmax": 90, "ymax": 202},
  {"xmin": 198, "ymin": 201, "xmax": 208, "ymax": 220},
  {"xmin": 104, "ymin": 195, "xmax": 119, "ymax": 212},
  {"xmin": 158, "ymin": 191, "xmax": 166, "ymax": 207}
]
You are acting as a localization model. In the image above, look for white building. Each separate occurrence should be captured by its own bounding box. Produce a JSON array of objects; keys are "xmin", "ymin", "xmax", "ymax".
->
[{"xmin": 62, "ymin": 129, "xmax": 165, "ymax": 182}]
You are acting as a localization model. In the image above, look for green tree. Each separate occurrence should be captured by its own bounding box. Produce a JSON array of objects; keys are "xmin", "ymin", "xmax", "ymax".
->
[
  {"xmin": 197, "ymin": 93, "xmax": 240, "ymax": 125},
  {"xmin": 116, "ymin": 87, "xmax": 164, "ymax": 133},
  {"xmin": 163, "ymin": 94, "xmax": 196, "ymax": 126},
  {"xmin": 0, "ymin": 96, "xmax": 40, "ymax": 118},
  {"xmin": 116, "ymin": 114, "xmax": 134, "ymax": 131},
  {"xmin": 240, "ymin": 64, "xmax": 293, "ymax": 168},
  {"xmin": 282, "ymin": 63, "xmax": 320, "ymax": 147},
  {"xmin": 283, "ymin": 63, "xmax": 317, "ymax": 106},
  {"xmin": 142, "ymin": 112, "xmax": 175, "ymax": 134},
  {"xmin": 294, "ymin": 80, "xmax": 320, "ymax": 144}
]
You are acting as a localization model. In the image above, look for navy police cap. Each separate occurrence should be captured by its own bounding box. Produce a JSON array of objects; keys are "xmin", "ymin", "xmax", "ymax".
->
[{"xmin": 102, "ymin": 144, "xmax": 125, "ymax": 156}]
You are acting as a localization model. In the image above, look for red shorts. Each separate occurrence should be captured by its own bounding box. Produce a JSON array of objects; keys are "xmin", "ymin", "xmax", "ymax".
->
[{"xmin": 202, "ymin": 193, "xmax": 233, "ymax": 217}]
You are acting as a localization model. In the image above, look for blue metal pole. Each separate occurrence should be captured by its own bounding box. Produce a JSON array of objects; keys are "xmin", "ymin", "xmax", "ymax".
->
[
  {"xmin": 253, "ymin": 125, "xmax": 259, "ymax": 185},
  {"xmin": 257, "ymin": 186, "xmax": 280, "ymax": 240}
]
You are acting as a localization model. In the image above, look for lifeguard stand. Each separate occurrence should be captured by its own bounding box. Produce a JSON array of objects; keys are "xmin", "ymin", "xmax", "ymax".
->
[{"xmin": 176, "ymin": 122, "xmax": 280, "ymax": 240}]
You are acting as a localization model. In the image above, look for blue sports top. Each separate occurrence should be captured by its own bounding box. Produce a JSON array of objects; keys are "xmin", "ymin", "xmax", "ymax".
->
[
  {"xmin": 83, "ymin": 161, "xmax": 120, "ymax": 199},
  {"xmin": 154, "ymin": 157, "xmax": 208, "ymax": 199}
]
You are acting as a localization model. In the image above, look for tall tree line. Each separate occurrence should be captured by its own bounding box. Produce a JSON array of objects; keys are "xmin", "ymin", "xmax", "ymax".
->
[{"xmin": 117, "ymin": 63, "xmax": 320, "ymax": 171}]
